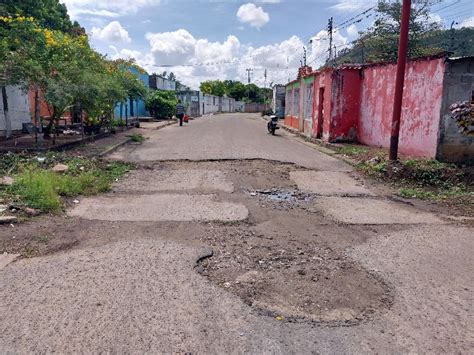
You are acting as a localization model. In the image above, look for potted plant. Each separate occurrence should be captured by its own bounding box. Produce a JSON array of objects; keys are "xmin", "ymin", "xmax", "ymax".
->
[{"xmin": 84, "ymin": 116, "xmax": 101, "ymax": 135}]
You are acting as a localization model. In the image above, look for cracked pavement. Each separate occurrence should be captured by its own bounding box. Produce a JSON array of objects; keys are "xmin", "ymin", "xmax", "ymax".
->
[{"xmin": 0, "ymin": 114, "xmax": 472, "ymax": 353}]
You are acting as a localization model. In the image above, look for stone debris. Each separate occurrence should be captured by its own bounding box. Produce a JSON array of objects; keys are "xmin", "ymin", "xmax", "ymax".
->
[
  {"xmin": 52, "ymin": 164, "xmax": 69, "ymax": 173},
  {"xmin": 0, "ymin": 216, "xmax": 17, "ymax": 224},
  {"xmin": 25, "ymin": 208, "xmax": 39, "ymax": 216},
  {"xmin": 1, "ymin": 176, "xmax": 14, "ymax": 186}
]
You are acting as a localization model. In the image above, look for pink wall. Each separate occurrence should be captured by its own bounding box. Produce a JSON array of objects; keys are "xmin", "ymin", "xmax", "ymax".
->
[
  {"xmin": 329, "ymin": 69, "xmax": 361, "ymax": 142},
  {"xmin": 359, "ymin": 57, "xmax": 445, "ymax": 157},
  {"xmin": 312, "ymin": 71, "xmax": 333, "ymax": 140}
]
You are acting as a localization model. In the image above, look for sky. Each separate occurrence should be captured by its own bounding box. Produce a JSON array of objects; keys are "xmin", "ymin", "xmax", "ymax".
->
[{"xmin": 61, "ymin": 0, "xmax": 474, "ymax": 89}]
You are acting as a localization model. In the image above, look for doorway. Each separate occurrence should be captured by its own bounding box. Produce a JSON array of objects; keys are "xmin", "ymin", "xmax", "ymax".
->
[{"xmin": 317, "ymin": 87, "xmax": 324, "ymax": 138}]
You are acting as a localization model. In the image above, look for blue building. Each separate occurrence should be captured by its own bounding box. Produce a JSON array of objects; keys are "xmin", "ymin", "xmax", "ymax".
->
[{"xmin": 114, "ymin": 66, "xmax": 150, "ymax": 120}]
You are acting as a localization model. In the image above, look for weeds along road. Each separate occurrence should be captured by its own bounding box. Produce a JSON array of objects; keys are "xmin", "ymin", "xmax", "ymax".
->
[{"xmin": 0, "ymin": 113, "xmax": 472, "ymax": 353}]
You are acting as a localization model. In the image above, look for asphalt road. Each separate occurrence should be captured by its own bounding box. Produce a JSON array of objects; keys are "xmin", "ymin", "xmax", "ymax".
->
[
  {"xmin": 0, "ymin": 113, "xmax": 472, "ymax": 353},
  {"xmin": 109, "ymin": 113, "xmax": 351, "ymax": 171}
]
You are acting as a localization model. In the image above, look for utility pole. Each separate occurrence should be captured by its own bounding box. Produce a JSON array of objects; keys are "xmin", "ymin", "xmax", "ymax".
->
[
  {"xmin": 303, "ymin": 46, "xmax": 307, "ymax": 66},
  {"xmin": 246, "ymin": 68, "xmax": 253, "ymax": 101},
  {"xmin": 246, "ymin": 68, "xmax": 253, "ymax": 84},
  {"xmin": 327, "ymin": 17, "xmax": 333, "ymax": 63},
  {"xmin": 389, "ymin": 0, "xmax": 411, "ymax": 161},
  {"xmin": 450, "ymin": 20, "xmax": 458, "ymax": 53},
  {"xmin": 264, "ymin": 69, "xmax": 267, "ymax": 107}
]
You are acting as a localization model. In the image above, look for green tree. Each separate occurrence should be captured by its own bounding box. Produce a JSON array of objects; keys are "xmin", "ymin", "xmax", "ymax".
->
[
  {"xmin": 351, "ymin": 0, "xmax": 442, "ymax": 62},
  {"xmin": 227, "ymin": 81, "xmax": 247, "ymax": 101},
  {"xmin": 0, "ymin": 15, "xmax": 52, "ymax": 138},
  {"xmin": 199, "ymin": 80, "xmax": 226, "ymax": 96},
  {"xmin": 0, "ymin": 0, "xmax": 84, "ymax": 35}
]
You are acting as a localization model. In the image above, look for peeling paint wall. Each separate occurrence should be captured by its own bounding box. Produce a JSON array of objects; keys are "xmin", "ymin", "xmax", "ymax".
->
[
  {"xmin": 284, "ymin": 81, "xmax": 300, "ymax": 130},
  {"xmin": 329, "ymin": 69, "xmax": 361, "ymax": 142},
  {"xmin": 359, "ymin": 57, "xmax": 445, "ymax": 157},
  {"xmin": 0, "ymin": 86, "xmax": 31, "ymax": 133},
  {"xmin": 310, "ymin": 71, "xmax": 330, "ymax": 139},
  {"xmin": 437, "ymin": 58, "xmax": 474, "ymax": 163}
]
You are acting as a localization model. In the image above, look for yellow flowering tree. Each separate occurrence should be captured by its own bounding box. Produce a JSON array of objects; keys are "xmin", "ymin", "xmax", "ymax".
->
[{"xmin": 1, "ymin": 14, "xmax": 145, "ymax": 141}]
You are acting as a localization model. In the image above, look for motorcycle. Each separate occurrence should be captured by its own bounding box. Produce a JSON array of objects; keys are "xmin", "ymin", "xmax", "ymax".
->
[{"xmin": 267, "ymin": 115, "xmax": 280, "ymax": 135}]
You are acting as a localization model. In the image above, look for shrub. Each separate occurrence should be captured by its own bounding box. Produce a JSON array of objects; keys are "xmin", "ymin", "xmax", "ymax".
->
[
  {"xmin": 12, "ymin": 169, "xmax": 63, "ymax": 212},
  {"xmin": 129, "ymin": 133, "xmax": 145, "ymax": 143},
  {"xmin": 4, "ymin": 156, "xmax": 132, "ymax": 213},
  {"xmin": 145, "ymin": 89, "xmax": 177, "ymax": 119}
]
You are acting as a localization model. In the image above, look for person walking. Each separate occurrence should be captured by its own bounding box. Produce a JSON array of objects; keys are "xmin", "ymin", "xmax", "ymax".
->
[{"xmin": 176, "ymin": 100, "xmax": 185, "ymax": 126}]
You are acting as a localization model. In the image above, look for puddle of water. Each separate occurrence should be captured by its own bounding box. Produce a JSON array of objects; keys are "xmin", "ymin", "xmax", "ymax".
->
[{"xmin": 251, "ymin": 189, "xmax": 314, "ymax": 203}]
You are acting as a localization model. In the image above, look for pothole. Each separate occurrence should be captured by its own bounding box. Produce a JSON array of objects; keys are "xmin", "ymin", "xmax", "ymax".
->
[
  {"xmin": 249, "ymin": 188, "xmax": 316, "ymax": 210},
  {"xmin": 197, "ymin": 227, "xmax": 393, "ymax": 325}
]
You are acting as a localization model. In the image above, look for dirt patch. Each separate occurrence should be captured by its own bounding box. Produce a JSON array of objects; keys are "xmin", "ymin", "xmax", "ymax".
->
[
  {"xmin": 0, "ymin": 215, "xmax": 81, "ymax": 258},
  {"xmin": 197, "ymin": 224, "xmax": 393, "ymax": 325}
]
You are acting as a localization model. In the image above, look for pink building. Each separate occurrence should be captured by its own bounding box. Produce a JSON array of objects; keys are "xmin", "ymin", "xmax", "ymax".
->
[{"xmin": 284, "ymin": 55, "xmax": 473, "ymax": 163}]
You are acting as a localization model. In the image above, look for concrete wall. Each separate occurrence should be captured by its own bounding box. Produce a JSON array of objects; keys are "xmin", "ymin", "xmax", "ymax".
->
[
  {"xmin": 0, "ymin": 86, "xmax": 31, "ymax": 134},
  {"xmin": 272, "ymin": 85, "xmax": 286, "ymax": 118},
  {"xmin": 437, "ymin": 58, "xmax": 474, "ymax": 163},
  {"xmin": 149, "ymin": 75, "xmax": 176, "ymax": 91},
  {"xmin": 235, "ymin": 101, "xmax": 245, "ymax": 112},
  {"xmin": 300, "ymin": 76, "xmax": 312, "ymax": 135},
  {"xmin": 202, "ymin": 94, "xmax": 220, "ymax": 114},
  {"xmin": 285, "ymin": 69, "xmax": 360, "ymax": 142},
  {"xmin": 284, "ymin": 81, "xmax": 300, "ymax": 129},
  {"xmin": 281, "ymin": 56, "xmax": 473, "ymax": 162},
  {"xmin": 245, "ymin": 102, "xmax": 269, "ymax": 113},
  {"xmin": 359, "ymin": 57, "xmax": 445, "ymax": 157},
  {"xmin": 330, "ymin": 68, "xmax": 361, "ymax": 142},
  {"xmin": 114, "ymin": 67, "xmax": 150, "ymax": 119},
  {"xmin": 220, "ymin": 97, "xmax": 234, "ymax": 113}
]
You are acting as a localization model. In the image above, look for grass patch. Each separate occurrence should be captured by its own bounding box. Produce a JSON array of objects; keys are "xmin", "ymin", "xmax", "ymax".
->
[
  {"xmin": 337, "ymin": 144, "xmax": 368, "ymax": 157},
  {"xmin": 1, "ymin": 153, "xmax": 132, "ymax": 213},
  {"xmin": 128, "ymin": 133, "xmax": 145, "ymax": 143},
  {"xmin": 333, "ymin": 144, "xmax": 473, "ymax": 214},
  {"xmin": 398, "ymin": 188, "xmax": 437, "ymax": 200}
]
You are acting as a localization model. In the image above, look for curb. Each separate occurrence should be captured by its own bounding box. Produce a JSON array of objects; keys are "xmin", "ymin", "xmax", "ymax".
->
[
  {"xmin": 155, "ymin": 120, "xmax": 177, "ymax": 130},
  {"xmin": 97, "ymin": 120, "xmax": 176, "ymax": 157},
  {"xmin": 97, "ymin": 137, "xmax": 132, "ymax": 157},
  {"xmin": 263, "ymin": 117, "xmax": 359, "ymax": 167}
]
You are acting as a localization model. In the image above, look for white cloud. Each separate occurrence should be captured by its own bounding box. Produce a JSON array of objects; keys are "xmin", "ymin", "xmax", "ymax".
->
[
  {"xmin": 132, "ymin": 28, "xmax": 349, "ymax": 90},
  {"xmin": 237, "ymin": 3, "xmax": 270, "ymax": 29},
  {"xmin": 308, "ymin": 29, "xmax": 348, "ymax": 67},
  {"xmin": 146, "ymin": 29, "xmax": 197, "ymax": 65},
  {"xmin": 109, "ymin": 46, "xmax": 142, "ymax": 61},
  {"xmin": 330, "ymin": 0, "xmax": 377, "ymax": 12},
  {"xmin": 459, "ymin": 16, "xmax": 474, "ymax": 28},
  {"xmin": 195, "ymin": 36, "xmax": 241, "ymax": 63},
  {"xmin": 428, "ymin": 13, "xmax": 443, "ymax": 25},
  {"xmin": 91, "ymin": 21, "xmax": 131, "ymax": 44},
  {"xmin": 61, "ymin": 0, "xmax": 160, "ymax": 19},
  {"xmin": 346, "ymin": 24, "xmax": 358, "ymax": 38}
]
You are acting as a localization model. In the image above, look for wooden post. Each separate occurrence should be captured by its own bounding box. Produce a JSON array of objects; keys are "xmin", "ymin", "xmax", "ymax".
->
[{"xmin": 389, "ymin": 0, "xmax": 411, "ymax": 161}]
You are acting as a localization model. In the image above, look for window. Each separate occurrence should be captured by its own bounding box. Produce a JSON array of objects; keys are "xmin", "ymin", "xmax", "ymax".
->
[
  {"xmin": 304, "ymin": 85, "xmax": 313, "ymax": 119},
  {"xmin": 285, "ymin": 91, "xmax": 292, "ymax": 115},
  {"xmin": 293, "ymin": 88, "xmax": 300, "ymax": 116}
]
